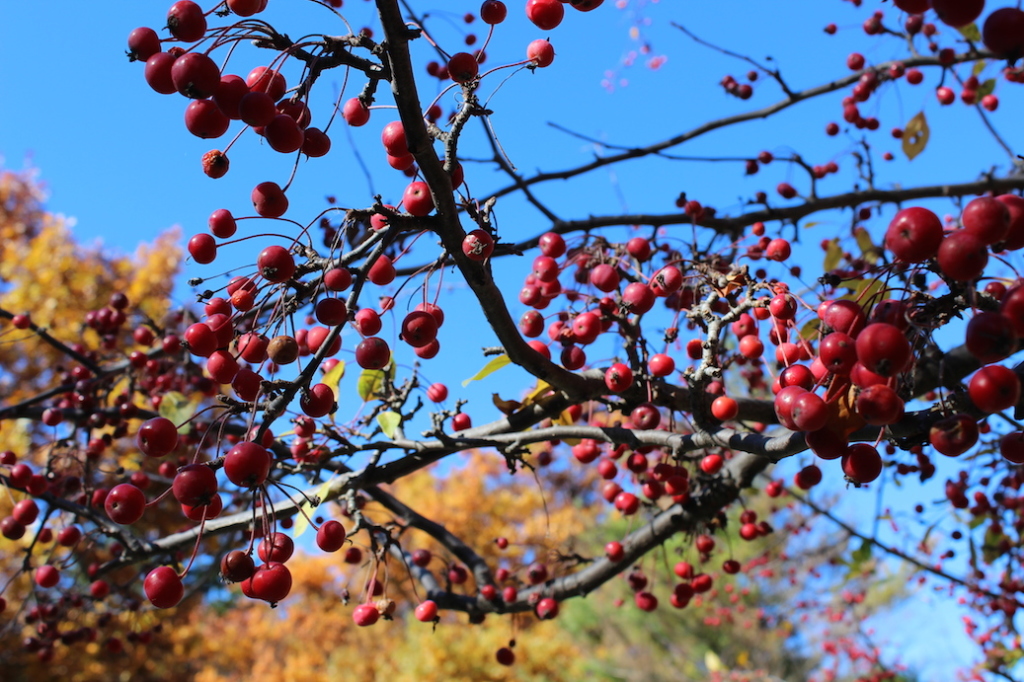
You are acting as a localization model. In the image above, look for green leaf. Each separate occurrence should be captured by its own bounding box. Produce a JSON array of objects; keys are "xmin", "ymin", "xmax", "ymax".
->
[
  {"xmin": 358, "ymin": 368, "xmax": 386, "ymax": 402},
  {"xmin": 800, "ymin": 317, "xmax": 821, "ymax": 341},
  {"xmin": 977, "ymin": 78, "xmax": 996, "ymax": 99},
  {"xmin": 356, "ymin": 355, "xmax": 394, "ymax": 402},
  {"xmin": 802, "ymin": 221, "xmax": 821, "ymax": 229},
  {"xmin": 846, "ymin": 538, "xmax": 874, "ymax": 578},
  {"xmin": 822, "ymin": 237, "xmax": 842, "ymax": 271},
  {"xmin": 959, "ymin": 22, "xmax": 981, "ymax": 42},
  {"xmin": 843, "ymin": 276, "xmax": 887, "ymax": 304},
  {"xmin": 852, "ymin": 538, "xmax": 872, "ymax": 564},
  {"xmin": 462, "ymin": 354, "xmax": 511, "ymax": 387},
  {"xmin": 293, "ymin": 476, "xmax": 335, "ymax": 539},
  {"xmin": 158, "ymin": 391, "xmax": 199, "ymax": 434},
  {"xmin": 321, "ymin": 360, "xmax": 346, "ymax": 397},
  {"xmin": 972, "ymin": 59, "xmax": 987, "ymax": 77},
  {"xmin": 901, "ymin": 111, "xmax": 930, "ymax": 161},
  {"xmin": 377, "ymin": 411, "xmax": 401, "ymax": 438}
]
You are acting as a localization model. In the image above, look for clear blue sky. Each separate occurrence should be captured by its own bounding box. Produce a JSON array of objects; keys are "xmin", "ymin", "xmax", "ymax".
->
[{"xmin": 3, "ymin": 1, "xmax": 1021, "ymax": 677}]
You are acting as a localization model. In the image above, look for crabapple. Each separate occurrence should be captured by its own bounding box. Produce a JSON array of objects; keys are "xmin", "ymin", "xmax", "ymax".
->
[
  {"xmin": 526, "ymin": 0, "xmax": 564, "ymax": 30},
  {"xmin": 527, "ymin": 39, "xmax": 555, "ymax": 67},
  {"xmin": 885, "ymin": 207, "xmax": 943, "ymax": 263},
  {"xmin": 105, "ymin": 484, "xmax": 146, "ymax": 525}
]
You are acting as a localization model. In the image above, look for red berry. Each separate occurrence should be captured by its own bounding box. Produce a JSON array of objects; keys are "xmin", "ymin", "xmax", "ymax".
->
[
  {"xmin": 316, "ymin": 520, "xmax": 347, "ymax": 552},
  {"xmin": 997, "ymin": 194, "xmax": 1024, "ymax": 250},
  {"xmin": 245, "ymin": 562, "xmax": 292, "ymax": 603},
  {"xmin": 258, "ymin": 532, "xmax": 295, "ymax": 564},
  {"xmin": 128, "ymin": 27, "xmax": 162, "ymax": 62},
  {"xmin": 462, "ymin": 229, "xmax": 495, "ymax": 260},
  {"xmin": 105, "ymin": 484, "xmax": 146, "ymax": 525},
  {"xmin": 966, "ymin": 311, "xmax": 1017, "ymax": 363},
  {"xmin": 930, "ymin": 414, "xmax": 979, "ymax": 457},
  {"xmin": 937, "ymin": 230, "xmax": 988, "ymax": 282},
  {"xmin": 224, "ymin": 441, "xmax": 273, "ymax": 488},
  {"xmin": 855, "ymin": 323, "xmax": 912, "ymax": 378},
  {"xmin": 526, "ymin": 0, "xmax": 564, "ymax": 30},
  {"xmin": 368, "ymin": 255, "xmax": 396, "ymax": 285},
  {"xmin": 535, "ymin": 597, "xmax": 560, "ymax": 619},
  {"xmin": 35, "ymin": 565, "xmax": 60, "ymax": 589},
  {"xmin": 885, "ymin": 207, "xmax": 943, "ymax": 263},
  {"xmin": 214, "ymin": 75, "xmax": 249, "ymax": 120},
  {"xmin": 172, "ymin": 463, "xmax": 218, "ymax": 507},
  {"xmin": 527, "ymin": 39, "xmax": 555, "ymax": 67},
  {"xmin": 701, "ymin": 454, "xmax": 724, "ymax": 475},
  {"xmin": 167, "ymin": 1, "xmax": 207, "ymax": 42},
  {"xmin": 257, "ymin": 245, "xmax": 296, "ymax": 283},
  {"xmin": 252, "ymin": 181, "xmax": 289, "ymax": 218},
  {"xmin": 481, "ymin": 0, "xmax": 508, "ymax": 24},
  {"xmin": 184, "ymin": 99, "xmax": 230, "ymax": 139},
  {"xmin": 711, "ymin": 396, "xmax": 739, "ymax": 421},
  {"xmin": 342, "ymin": 97, "xmax": 370, "ymax": 126},
  {"xmin": 381, "ymin": 121, "xmax": 408, "ymax": 157},
  {"xmin": 794, "ymin": 464, "xmax": 822, "ymax": 490},
  {"xmin": 604, "ymin": 363, "xmax": 633, "ymax": 393},
  {"xmin": 188, "ymin": 233, "xmax": 217, "ymax": 264},
  {"xmin": 931, "ymin": 0, "xmax": 984, "ymax": 28},
  {"xmin": 414, "ymin": 600, "xmax": 438, "ymax": 622},
  {"xmin": 447, "ymin": 52, "xmax": 479, "ymax": 83},
  {"xmin": 12, "ymin": 499, "xmax": 39, "ymax": 525},
  {"xmin": 353, "ymin": 603, "xmax": 380, "ymax": 626},
  {"xmin": 968, "ymin": 365, "xmax": 1021, "ymax": 413},
  {"xmin": 1000, "ymin": 432, "xmax": 1024, "ymax": 464},
  {"xmin": 855, "ymin": 384, "xmax": 904, "ymax": 426},
  {"xmin": 841, "ymin": 443, "xmax": 883, "ymax": 483},
  {"xmin": 984, "ymin": 8, "xmax": 1024, "ymax": 59},
  {"xmin": 247, "ymin": 66, "xmax": 287, "ymax": 100},
  {"xmin": 171, "ymin": 52, "xmax": 221, "ymax": 99},
  {"xmin": 300, "ymin": 383, "xmax": 335, "ymax": 418},
  {"xmin": 137, "ymin": 417, "xmax": 179, "ymax": 457}
]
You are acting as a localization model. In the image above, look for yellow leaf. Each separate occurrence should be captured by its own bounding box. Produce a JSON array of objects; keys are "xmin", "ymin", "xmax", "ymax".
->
[
  {"xmin": 854, "ymin": 226, "xmax": 878, "ymax": 264},
  {"xmin": 358, "ymin": 368, "xmax": 386, "ymax": 402},
  {"xmin": 377, "ymin": 411, "xmax": 401, "ymax": 438},
  {"xmin": 959, "ymin": 22, "xmax": 981, "ymax": 42},
  {"xmin": 705, "ymin": 650, "xmax": 723, "ymax": 673},
  {"xmin": 901, "ymin": 111, "xmax": 929, "ymax": 161},
  {"xmin": 802, "ymin": 221, "xmax": 820, "ymax": 229},
  {"xmin": 158, "ymin": 391, "xmax": 199, "ymax": 434},
  {"xmin": 822, "ymin": 237, "xmax": 842, "ymax": 271},
  {"xmin": 845, "ymin": 277, "xmax": 888, "ymax": 304},
  {"xmin": 521, "ymin": 380, "xmax": 554, "ymax": 407},
  {"xmin": 357, "ymin": 356, "xmax": 393, "ymax": 401},
  {"xmin": 321, "ymin": 360, "xmax": 346, "ymax": 397},
  {"xmin": 552, "ymin": 409, "xmax": 581, "ymax": 445},
  {"xmin": 106, "ymin": 377, "xmax": 130, "ymax": 407},
  {"xmin": 461, "ymin": 354, "xmax": 510, "ymax": 387},
  {"xmin": 293, "ymin": 476, "xmax": 335, "ymax": 539}
]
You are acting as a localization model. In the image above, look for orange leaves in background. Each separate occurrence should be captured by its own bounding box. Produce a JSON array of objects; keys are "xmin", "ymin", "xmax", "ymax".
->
[{"xmin": 0, "ymin": 166, "xmax": 181, "ymax": 405}]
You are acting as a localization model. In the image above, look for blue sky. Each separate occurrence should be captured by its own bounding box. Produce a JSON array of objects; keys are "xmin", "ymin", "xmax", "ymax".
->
[{"xmin": 3, "ymin": 0, "xmax": 1022, "ymax": 678}]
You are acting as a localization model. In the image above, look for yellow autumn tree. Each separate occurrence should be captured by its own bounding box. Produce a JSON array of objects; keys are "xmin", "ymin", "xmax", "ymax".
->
[{"xmin": 0, "ymin": 166, "xmax": 184, "ymax": 681}]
